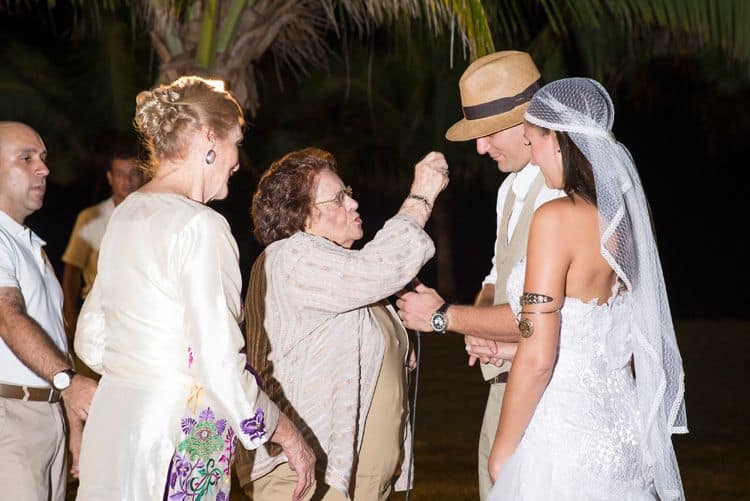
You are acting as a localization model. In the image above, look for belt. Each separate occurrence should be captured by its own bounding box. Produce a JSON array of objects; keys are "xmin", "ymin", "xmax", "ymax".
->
[
  {"xmin": 0, "ymin": 382, "xmax": 61, "ymax": 403},
  {"xmin": 487, "ymin": 372, "xmax": 509, "ymax": 385}
]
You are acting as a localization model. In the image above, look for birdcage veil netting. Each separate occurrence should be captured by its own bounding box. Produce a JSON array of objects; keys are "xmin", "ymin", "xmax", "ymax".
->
[{"xmin": 524, "ymin": 78, "xmax": 687, "ymax": 500}]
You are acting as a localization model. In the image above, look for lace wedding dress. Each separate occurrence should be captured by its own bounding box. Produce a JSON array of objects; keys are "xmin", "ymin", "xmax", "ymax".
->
[{"xmin": 488, "ymin": 261, "xmax": 656, "ymax": 500}]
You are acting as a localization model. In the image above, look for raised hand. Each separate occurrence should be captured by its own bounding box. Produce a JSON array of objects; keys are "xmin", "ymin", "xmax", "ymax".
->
[{"xmin": 410, "ymin": 151, "xmax": 449, "ymax": 206}]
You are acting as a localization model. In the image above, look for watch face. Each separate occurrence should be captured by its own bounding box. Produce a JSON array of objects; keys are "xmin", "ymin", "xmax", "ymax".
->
[
  {"xmin": 431, "ymin": 312, "xmax": 447, "ymax": 332},
  {"xmin": 53, "ymin": 371, "xmax": 72, "ymax": 390}
]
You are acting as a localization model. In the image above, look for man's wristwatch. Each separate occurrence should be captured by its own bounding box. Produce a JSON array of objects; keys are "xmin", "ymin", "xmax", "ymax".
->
[
  {"xmin": 52, "ymin": 369, "xmax": 76, "ymax": 392},
  {"xmin": 430, "ymin": 302, "xmax": 451, "ymax": 334}
]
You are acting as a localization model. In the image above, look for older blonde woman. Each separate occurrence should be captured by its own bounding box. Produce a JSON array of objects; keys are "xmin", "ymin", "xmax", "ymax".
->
[
  {"xmin": 236, "ymin": 147, "xmax": 448, "ymax": 500},
  {"xmin": 74, "ymin": 76, "xmax": 314, "ymax": 501}
]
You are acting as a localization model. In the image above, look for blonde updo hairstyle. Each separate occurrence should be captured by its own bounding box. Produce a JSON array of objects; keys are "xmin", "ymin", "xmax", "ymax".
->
[{"xmin": 134, "ymin": 76, "xmax": 245, "ymax": 176}]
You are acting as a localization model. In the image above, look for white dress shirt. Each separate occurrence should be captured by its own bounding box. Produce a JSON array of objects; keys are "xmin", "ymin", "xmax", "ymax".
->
[
  {"xmin": 482, "ymin": 164, "xmax": 565, "ymax": 287},
  {"xmin": 0, "ymin": 210, "xmax": 67, "ymax": 387}
]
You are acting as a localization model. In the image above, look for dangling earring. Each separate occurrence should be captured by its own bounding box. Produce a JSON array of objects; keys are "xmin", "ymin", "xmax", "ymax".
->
[{"xmin": 205, "ymin": 149, "xmax": 216, "ymax": 164}]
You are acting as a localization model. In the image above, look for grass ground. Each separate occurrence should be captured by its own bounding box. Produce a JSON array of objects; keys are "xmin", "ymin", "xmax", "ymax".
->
[{"xmin": 68, "ymin": 320, "xmax": 750, "ymax": 500}]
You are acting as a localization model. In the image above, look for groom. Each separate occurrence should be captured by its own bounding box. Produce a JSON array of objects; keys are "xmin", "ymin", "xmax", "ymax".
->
[{"xmin": 396, "ymin": 51, "xmax": 563, "ymax": 499}]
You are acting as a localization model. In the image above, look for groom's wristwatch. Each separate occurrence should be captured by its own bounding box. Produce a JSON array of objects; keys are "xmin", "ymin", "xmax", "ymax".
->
[{"xmin": 430, "ymin": 302, "xmax": 451, "ymax": 334}]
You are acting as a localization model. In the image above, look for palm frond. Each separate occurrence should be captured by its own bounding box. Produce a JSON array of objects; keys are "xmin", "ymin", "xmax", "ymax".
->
[
  {"xmin": 329, "ymin": 0, "xmax": 494, "ymax": 59},
  {"xmin": 539, "ymin": 0, "xmax": 750, "ymax": 63}
]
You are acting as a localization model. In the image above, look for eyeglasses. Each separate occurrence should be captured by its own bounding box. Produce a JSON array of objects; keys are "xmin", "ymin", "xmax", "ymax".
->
[{"xmin": 314, "ymin": 186, "xmax": 353, "ymax": 207}]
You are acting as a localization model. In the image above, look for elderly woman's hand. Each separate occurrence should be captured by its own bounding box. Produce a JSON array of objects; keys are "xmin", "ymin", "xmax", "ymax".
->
[
  {"xmin": 410, "ymin": 151, "xmax": 449, "ymax": 206},
  {"xmin": 270, "ymin": 413, "xmax": 317, "ymax": 500},
  {"xmin": 398, "ymin": 152, "xmax": 449, "ymax": 226}
]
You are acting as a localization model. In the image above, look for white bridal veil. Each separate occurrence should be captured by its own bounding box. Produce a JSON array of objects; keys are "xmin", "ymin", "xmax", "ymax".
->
[{"xmin": 524, "ymin": 78, "xmax": 687, "ymax": 500}]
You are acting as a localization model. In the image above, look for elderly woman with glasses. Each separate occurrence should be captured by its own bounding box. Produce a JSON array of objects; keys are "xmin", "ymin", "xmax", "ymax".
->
[{"xmin": 235, "ymin": 147, "xmax": 448, "ymax": 501}]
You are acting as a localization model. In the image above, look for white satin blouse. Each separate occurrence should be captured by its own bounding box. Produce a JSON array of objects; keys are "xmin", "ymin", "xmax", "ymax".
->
[{"xmin": 75, "ymin": 192, "xmax": 279, "ymax": 501}]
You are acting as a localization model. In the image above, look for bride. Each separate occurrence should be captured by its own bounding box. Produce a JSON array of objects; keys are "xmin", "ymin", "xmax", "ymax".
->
[{"xmin": 487, "ymin": 78, "xmax": 687, "ymax": 500}]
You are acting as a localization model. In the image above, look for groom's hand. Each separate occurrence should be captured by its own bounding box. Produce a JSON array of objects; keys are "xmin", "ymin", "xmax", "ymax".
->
[
  {"xmin": 465, "ymin": 335, "xmax": 502, "ymax": 366},
  {"xmin": 396, "ymin": 284, "xmax": 444, "ymax": 332}
]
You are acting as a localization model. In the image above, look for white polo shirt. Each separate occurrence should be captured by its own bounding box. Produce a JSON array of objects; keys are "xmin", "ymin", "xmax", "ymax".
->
[
  {"xmin": 0, "ymin": 209, "xmax": 67, "ymax": 387},
  {"xmin": 483, "ymin": 164, "xmax": 565, "ymax": 286}
]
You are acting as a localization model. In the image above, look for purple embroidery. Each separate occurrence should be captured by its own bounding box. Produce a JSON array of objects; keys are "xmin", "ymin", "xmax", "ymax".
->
[
  {"xmin": 218, "ymin": 426, "xmax": 236, "ymax": 476},
  {"xmin": 187, "ymin": 347, "xmax": 194, "ymax": 368},
  {"xmin": 180, "ymin": 417, "xmax": 196, "ymax": 435},
  {"xmin": 199, "ymin": 407, "xmax": 215, "ymax": 421},
  {"xmin": 215, "ymin": 419, "xmax": 226, "ymax": 436},
  {"xmin": 165, "ymin": 406, "xmax": 236, "ymax": 500},
  {"xmin": 240, "ymin": 408, "xmax": 266, "ymax": 441}
]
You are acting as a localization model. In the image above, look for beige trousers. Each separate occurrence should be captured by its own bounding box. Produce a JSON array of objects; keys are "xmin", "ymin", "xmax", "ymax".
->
[
  {"xmin": 252, "ymin": 463, "xmax": 348, "ymax": 501},
  {"xmin": 477, "ymin": 382, "xmax": 506, "ymax": 501},
  {"xmin": 0, "ymin": 398, "xmax": 67, "ymax": 501}
]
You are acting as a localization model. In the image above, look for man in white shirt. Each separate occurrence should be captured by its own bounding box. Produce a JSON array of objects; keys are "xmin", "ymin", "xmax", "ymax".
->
[
  {"xmin": 62, "ymin": 145, "xmax": 143, "ymax": 341},
  {"xmin": 0, "ymin": 122, "xmax": 97, "ymax": 500},
  {"xmin": 396, "ymin": 52, "xmax": 564, "ymax": 499}
]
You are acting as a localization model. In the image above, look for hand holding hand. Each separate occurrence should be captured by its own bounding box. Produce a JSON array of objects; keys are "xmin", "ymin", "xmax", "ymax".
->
[
  {"xmin": 464, "ymin": 335, "xmax": 502, "ymax": 367},
  {"xmin": 61, "ymin": 374, "xmax": 97, "ymax": 421},
  {"xmin": 396, "ymin": 283, "xmax": 446, "ymax": 333},
  {"xmin": 410, "ymin": 152, "xmax": 449, "ymax": 205}
]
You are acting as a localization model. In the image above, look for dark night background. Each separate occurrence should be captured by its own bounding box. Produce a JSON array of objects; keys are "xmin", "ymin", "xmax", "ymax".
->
[
  {"xmin": 2, "ymin": 3, "xmax": 749, "ymax": 499},
  {"xmin": 3, "ymin": 9, "xmax": 746, "ymax": 319}
]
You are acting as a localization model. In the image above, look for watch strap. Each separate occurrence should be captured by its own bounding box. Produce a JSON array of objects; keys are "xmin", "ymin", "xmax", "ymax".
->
[{"xmin": 431, "ymin": 302, "xmax": 451, "ymax": 334}]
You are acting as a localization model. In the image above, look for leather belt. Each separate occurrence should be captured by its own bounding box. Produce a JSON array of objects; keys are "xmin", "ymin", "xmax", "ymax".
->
[
  {"xmin": 0, "ymin": 382, "xmax": 61, "ymax": 403},
  {"xmin": 488, "ymin": 372, "xmax": 509, "ymax": 385}
]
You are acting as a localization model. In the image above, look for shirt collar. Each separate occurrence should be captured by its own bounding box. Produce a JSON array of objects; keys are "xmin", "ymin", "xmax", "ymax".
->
[
  {"xmin": 511, "ymin": 163, "xmax": 542, "ymax": 201},
  {"xmin": 0, "ymin": 209, "xmax": 46, "ymax": 247}
]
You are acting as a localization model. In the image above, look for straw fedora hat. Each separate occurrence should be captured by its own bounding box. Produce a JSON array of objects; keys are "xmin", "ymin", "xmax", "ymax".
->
[{"xmin": 446, "ymin": 51, "xmax": 541, "ymax": 142}]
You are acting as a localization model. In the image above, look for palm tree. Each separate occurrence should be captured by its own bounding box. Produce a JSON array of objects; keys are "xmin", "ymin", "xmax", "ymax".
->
[
  {"xmin": 4, "ymin": 0, "xmax": 750, "ymax": 297},
  {"xmin": 129, "ymin": 0, "xmax": 495, "ymax": 115},
  {"xmin": 3, "ymin": 0, "xmax": 749, "ymax": 110}
]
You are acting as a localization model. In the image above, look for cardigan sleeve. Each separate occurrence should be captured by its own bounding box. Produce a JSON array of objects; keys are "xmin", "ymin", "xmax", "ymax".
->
[{"xmin": 281, "ymin": 214, "xmax": 435, "ymax": 314}]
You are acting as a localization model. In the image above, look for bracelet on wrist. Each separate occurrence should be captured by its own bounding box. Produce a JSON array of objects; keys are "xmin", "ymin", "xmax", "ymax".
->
[{"xmin": 407, "ymin": 193, "xmax": 433, "ymax": 210}]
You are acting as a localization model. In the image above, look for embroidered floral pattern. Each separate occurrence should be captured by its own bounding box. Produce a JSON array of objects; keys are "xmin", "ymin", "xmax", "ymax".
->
[
  {"xmin": 240, "ymin": 408, "xmax": 266, "ymax": 441},
  {"xmin": 166, "ymin": 406, "xmax": 235, "ymax": 501},
  {"xmin": 188, "ymin": 347, "xmax": 195, "ymax": 368}
]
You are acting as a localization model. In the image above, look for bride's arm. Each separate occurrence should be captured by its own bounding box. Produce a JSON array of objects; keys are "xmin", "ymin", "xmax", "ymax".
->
[{"xmin": 488, "ymin": 202, "xmax": 569, "ymax": 482}]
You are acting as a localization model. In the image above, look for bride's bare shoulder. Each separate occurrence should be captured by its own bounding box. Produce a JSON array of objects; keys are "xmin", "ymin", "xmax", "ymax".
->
[{"xmin": 536, "ymin": 195, "xmax": 596, "ymax": 222}]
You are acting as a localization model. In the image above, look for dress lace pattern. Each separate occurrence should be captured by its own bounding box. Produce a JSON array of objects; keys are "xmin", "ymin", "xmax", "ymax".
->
[{"xmin": 488, "ymin": 261, "xmax": 656, "ymax": 500}]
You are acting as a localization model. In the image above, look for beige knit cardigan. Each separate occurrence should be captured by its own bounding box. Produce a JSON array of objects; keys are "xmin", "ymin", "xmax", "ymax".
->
[{"xmin": 239, "ymin": 214, "xmax": 435, "ymax": 494}]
